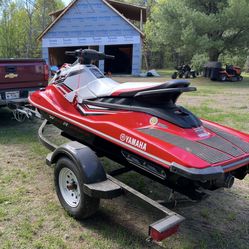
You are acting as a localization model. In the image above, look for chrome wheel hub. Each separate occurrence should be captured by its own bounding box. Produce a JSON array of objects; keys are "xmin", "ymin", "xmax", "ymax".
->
[{"xmin": 59, "ymin": 167, "xmax": 80, "ymax": 207}]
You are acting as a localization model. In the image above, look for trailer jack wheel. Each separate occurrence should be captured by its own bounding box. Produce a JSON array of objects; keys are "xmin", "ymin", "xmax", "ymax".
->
[{"xmin": 54, "ymin": 157, "xmax": 100, "ymax": 220}]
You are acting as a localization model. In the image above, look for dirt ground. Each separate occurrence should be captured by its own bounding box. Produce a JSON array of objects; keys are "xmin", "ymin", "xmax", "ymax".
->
[{"xmin": 0, "ymin": 76, "xmax": 248, "ymax": 249}]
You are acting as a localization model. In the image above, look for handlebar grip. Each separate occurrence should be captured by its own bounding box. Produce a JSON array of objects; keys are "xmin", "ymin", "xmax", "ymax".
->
[
  {"xmin": 65, "ymin": 51, "xmax": 76, "ymax": 56},
  {"xmin": 105, "ymin": 55, "xmax": 115, "ymax": 60},
  {"xmin": 64, "ymin": 49, "xmax": 115, "ymax": 62}
]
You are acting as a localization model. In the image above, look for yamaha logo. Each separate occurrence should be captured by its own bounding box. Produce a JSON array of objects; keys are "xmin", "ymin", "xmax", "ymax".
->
[
  {"xmin": 120, "ymin": 133, "xmax": 126, "ymax": 141},
  {"xmin": 120, "ymin": 133, "xmax": 147, "ymax": 151}
]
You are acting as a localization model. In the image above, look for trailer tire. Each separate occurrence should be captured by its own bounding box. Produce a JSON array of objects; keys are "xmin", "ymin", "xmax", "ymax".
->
[{"xmin": 54, "ymin": 157, "xmax": 100, "ymax": 220}]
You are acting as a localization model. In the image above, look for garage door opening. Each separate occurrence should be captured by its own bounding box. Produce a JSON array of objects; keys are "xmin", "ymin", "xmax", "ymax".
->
[
  {"xmin": 104, "ymin": 45, "xmax": 132, "ymax": 74},
  {"xmin": 49, "ymin": 46, "xmax": 99, "ymax": 67}
]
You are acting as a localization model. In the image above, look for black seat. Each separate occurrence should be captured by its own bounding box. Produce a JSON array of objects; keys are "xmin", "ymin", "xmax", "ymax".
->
[
  {"xmin": 115, "ymin": 80, "xmax": 190, "ymax": 98},
  {"xmin": 163, "ymin": 80, "xmax": 190, "ymax": 88}
]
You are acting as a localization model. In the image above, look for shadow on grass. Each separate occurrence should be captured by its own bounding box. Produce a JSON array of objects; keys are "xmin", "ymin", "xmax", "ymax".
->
[
  {"xmin": 0, "ymin": 107, "xmax": 41, "ymax": 144},
  {"xmin": 79, "ymin": 208, "xmax": 165, "ymax": 249},
  {"xmin": 0, "ymin": 107, "xmax": 16, "ymax": 126},
  {"xmin": 78, "ymin": 165, "xmax": 249, "ymax": 249}
]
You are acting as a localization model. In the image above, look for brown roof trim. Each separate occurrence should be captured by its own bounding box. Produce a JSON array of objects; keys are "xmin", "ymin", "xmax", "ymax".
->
[
  {"xmin": 103, "ymin": 0, "xmax": 144, "ymax": 36},
  {"xmin": 37, "ymin": 0, "xmax": 144, "ymax": 41},
  {"xmin": 48, "ymin": 8, "xmax": 65, "ymax": 17},
  {"xmin": 107, "ymin": 0, "xmax": 146, "ymax": 10},
  {"xmin": 106, "ymin": 0, "xmax": 146, "ymax": 22},
  {"xmin": 49, "ymin": 0, "xmax": 146, "ymax": 17}
]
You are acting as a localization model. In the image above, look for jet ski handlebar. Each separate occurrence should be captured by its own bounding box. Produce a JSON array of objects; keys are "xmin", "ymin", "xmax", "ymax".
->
[{"xmin": 65, "ymin": 49, "xmax": 115, "ymax": 64}]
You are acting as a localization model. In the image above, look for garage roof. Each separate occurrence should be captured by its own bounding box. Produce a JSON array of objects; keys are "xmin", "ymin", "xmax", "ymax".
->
[
  {"xmin": 38, "ymin": 0, "xmax": 146, "ymax": 41},
  {"xmin": 106, "ymin": 0, "xmax": 146, "ymax": 22}
]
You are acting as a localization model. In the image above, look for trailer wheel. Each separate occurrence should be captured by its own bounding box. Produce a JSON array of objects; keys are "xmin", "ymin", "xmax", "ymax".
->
[{"xmin": 54, "ymin": 157, "xmax": 100, "ymax": 220}]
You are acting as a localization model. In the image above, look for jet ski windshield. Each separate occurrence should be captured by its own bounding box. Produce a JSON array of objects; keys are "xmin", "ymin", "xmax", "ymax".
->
[
  {"xmin": 62, "ymin": 64, "xmax": 172, "ymax": 103},
  {"xmin": 63, "ymin": 64, "xmax": 119, "ymax": 102}
]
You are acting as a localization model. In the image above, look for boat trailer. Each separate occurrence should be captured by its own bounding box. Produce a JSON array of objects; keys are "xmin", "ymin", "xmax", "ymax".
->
[{"xmin": 38, "ymin": 120, "xmax": 185, "ymax": 242}]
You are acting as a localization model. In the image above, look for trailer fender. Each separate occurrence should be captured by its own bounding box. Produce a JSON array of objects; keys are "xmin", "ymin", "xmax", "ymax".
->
[{"xmin": 49, "ymin": 141, "xmax": 107, "ymax": 184}]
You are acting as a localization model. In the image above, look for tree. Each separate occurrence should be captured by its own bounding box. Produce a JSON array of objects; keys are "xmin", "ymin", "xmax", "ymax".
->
[
  {"xmin": 0, "ymin": 0, "xmax": 64, "ymax": 58},
  {"xmin": 24, "ymin": 0, "xmax": 36, "ymax": 57},
  {"xmin": 145, "ymin": 0, "xmax": 249, "ymax": 62},
  {"xmin": 122, "ymin": 0, "xmax": 146, "ymax": 6},
  {"xmin": 0, "ymin": 1, "xmax": 24, "ymax": 57},
  {"xmin": 34, "ymin": 0, "xmax": 64, "ymax": 31}
]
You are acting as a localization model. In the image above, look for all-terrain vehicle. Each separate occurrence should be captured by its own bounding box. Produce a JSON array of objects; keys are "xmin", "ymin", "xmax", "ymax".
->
[{"xmin": 171, "ymin": 64, "xmax": 196, "ymax": 79}]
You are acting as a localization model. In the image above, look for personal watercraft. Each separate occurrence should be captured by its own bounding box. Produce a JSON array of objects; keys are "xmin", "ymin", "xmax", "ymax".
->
[{"xmin": 29, "ymin": 49, "xmax": 249, "ymax": 200}]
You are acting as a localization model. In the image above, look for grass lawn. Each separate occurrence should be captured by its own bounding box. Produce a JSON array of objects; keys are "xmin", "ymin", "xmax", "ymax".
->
[{"xmin": 0, "ymin": 74, "xmax": 248, "ymax": 249}]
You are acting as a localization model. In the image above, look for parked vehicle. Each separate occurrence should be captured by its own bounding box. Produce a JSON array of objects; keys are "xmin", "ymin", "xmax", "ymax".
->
[
  {"xmin": 29, "ymin": 49, "xmax": 249, "ymax": 241},
  {"xmin": 0, "ymin": 58, "xmax": 48, "ymax": 120},
  {"xmin": 203, "ymin": 62, "xmax": 243, "ymax": 82},
  {"xmin": 219, "ymin": 64, "xmax": 243, "ymax": 82},
  {"xmin": 171, "ymin": 64, "xmax": 196, "ymax": 79}
]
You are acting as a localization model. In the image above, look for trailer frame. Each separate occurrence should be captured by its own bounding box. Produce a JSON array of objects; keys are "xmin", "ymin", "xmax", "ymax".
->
[{"xmin": 38, "ymin": 119, "xmax": 185, "ymax": 242}]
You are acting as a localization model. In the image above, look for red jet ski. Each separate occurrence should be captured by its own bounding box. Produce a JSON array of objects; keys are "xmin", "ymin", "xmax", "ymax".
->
[{"xmin": 29, "ymin": 49, "xmax": 249, "ymax": 201}]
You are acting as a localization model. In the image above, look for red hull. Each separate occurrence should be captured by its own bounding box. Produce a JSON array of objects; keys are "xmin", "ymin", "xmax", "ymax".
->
[{"xmin": 29, "ymin": 84, "xmax": 249, "ymax": 175}]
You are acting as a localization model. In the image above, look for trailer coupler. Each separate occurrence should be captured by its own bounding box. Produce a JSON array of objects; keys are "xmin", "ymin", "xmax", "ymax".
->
[{"xmin": 7, "ymin": 99, "xmax": 41, "ymax": 122}]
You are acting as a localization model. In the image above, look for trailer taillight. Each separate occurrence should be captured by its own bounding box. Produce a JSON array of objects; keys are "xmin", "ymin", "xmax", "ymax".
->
[
  {"xmin": 148, "ymin": 215, "xmax": 182, "ymax": 241},
  {"xmin": 149, "ymin": 224, "xmax": 179, "ymax": 241},
  {"xmin": 44, "ymin": 64, "xmax": 49, "ymax": 81}
]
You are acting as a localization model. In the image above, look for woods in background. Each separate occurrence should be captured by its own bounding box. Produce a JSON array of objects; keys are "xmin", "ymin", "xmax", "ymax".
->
[
  {"xmin": 125, "ymin": 0, "xmax": 249, "ymax": 70},
  {"xmin": 145, "ymin": 0, "xmax": 249, "ymax": 69},
  {"xmin": 0, "ymin": 0, "xmax": 64, "ymax": 58},
  {"xmin": 1, "ymin": 0, "xmax": 249, "ymax": 71}
]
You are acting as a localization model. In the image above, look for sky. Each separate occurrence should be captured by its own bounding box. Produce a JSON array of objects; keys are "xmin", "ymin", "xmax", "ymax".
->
[{"xmin": 63, "ymin": 0, "xmax": 72, "ymax": 5}]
